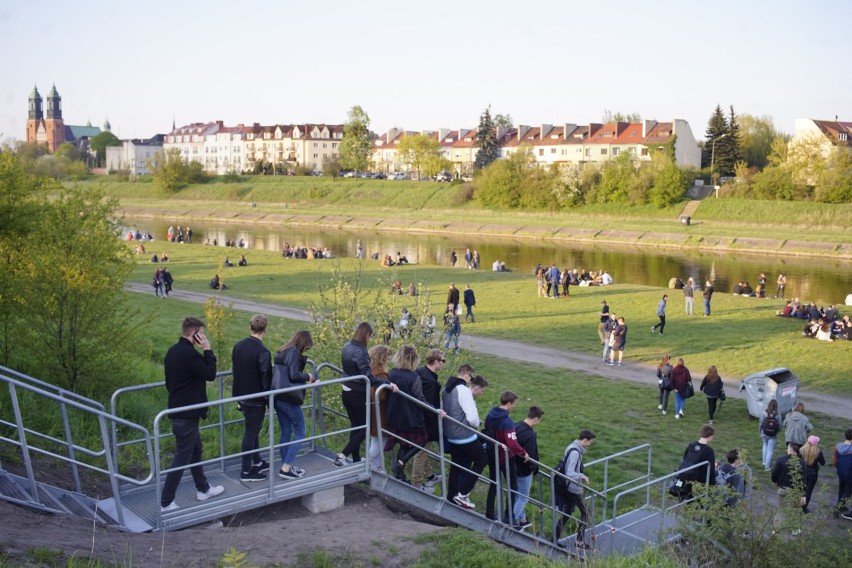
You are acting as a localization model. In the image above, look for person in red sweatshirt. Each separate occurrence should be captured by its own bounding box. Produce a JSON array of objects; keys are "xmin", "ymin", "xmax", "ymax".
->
[{"xmin": 483, "ymin": 390, "xmax": 529, "ymax": 523}]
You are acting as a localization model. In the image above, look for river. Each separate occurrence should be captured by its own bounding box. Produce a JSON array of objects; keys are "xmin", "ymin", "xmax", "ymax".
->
[{"xmin": 126, "ymin": 220, "xmax": 852, "ymax": 304}]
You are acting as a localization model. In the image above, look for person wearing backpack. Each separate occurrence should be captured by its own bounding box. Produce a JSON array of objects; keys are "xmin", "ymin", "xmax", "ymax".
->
[
  {"xmin": 716, "ymin": 448, "xmax": 749, "ymax": 506},
  {"xmin": 759, "ymin": 399, "xmax": 782, "ymax": 471},
  {"xmin": 554, "ymin": 430, "xmax": 596, "ymax": 550},
  {"xmin": 832, "ymin": 428, "xmax": 852, "ymax": 519},
  {"xmin": 675, "ymin": 424, "xmax": 717, "ymax": 502}
]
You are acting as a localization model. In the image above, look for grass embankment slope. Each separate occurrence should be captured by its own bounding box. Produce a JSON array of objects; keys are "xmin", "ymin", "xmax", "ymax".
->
[{"xmin": 80, "ymin": 176, "xmax": 852, "ymax": 245}]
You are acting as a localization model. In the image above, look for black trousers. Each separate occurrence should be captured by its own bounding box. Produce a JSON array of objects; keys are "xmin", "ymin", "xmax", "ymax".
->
[
  {"xmin": 653, "ymin": 315, "xmax": 666, "ymax": 333},
  {"xmin": 161, "ymin": 418, "xmax": 209, "ymax": 506},
  {"xmin": 485, "ymin": 452, "xmax": 518, "ymax": 522},
  {"xmin": 341, "ymin": 389, "xmax": 368, "ymax": 461},
  {"xmin": 239, "ymin": 404, "xmax": 266, "ymax": 472},
  {"xmin": 447, "ymin": 439, "xmax": 487, "ymax": 500},
  {"xmin": 555, "ymin": 491, "xmax": 591, "ymax": 543}
]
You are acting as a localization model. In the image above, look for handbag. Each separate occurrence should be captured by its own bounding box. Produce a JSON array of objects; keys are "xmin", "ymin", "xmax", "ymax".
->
[
  {"xmin": 685, "ymin": 380, "xmax": 695, "ymax": 399},
  {"xmin": 272, "ymin": 362, "xmax": 306, "ymax": 404},
  {"xmin": 719, "ymin": 387, "xmax": 727, "ymax": 401}
]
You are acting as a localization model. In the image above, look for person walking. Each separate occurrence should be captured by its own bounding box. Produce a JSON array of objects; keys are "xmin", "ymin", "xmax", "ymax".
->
[
  {"xmin": 601, "ymin": 313, "xmax": 617, "ymax": 363},
  {"xmin": 683, "ymin": 278, "xmax": 695, "ymax": 316},
  {"xmin": 759, "ymin": 399, "xmax": 782, "ymax": 471},
  {"xmin": 412, "ymin": 349, "xmax": 445, "ymax": 491},
  {"xmin": 160, "ymin": 317, "xmax": 222, "ymax": 512},
  {"xmin": 484, "ymin": 391, "xmax": 529, "ymax": 523},
  {"xmin": 162, "ymin": 268, "xmax": 174, "ymax": 296},
  {"xmin": 800, "ymin": 435, "xmax": 825, "ymax": 513},
  {"xmin": 670, "ymin": 358, "xmax": 692, "ymax": 419},
  {"xmin": 463, "ymin": 284, "xmax": 476, "ymax": 323},
  {"xmin": 443, "ymin": 304, "xmax": 461, "ymax": 351},
  {"xmin": 775, "ymin": 273, "xmax": 787, "ymax": 299},
  {"xmin": 231, "ymin": 315, "xmax": 273, "ymax": 482},
  {"xmin": 699, "ymin": 365, "xmax": 724, "ymax": 425},
  {"xmin": 450, "ymin": 249, "xmax": 457, "ymax": 267},
  {"xmin": 652, "ymin": 295, "xmax": 668, "ymax": 335},
  {"xmin": 832, "ymin": 428, "xmax": 852, "ymax": 519},
  {"xmin": 442, "ymin": 364, "xmax": 486, "ymax": 509},
  {"xmin": 554, "ymin": 430, "xmax": 596, "ymax": 550},
  {"xmin": 597, "ymin": 301, "xmax": 609, "ymax": 344},
  {"xmin": 386, "ymin": 345, "xmax": 428, "ymax": 484},
  {"xmin": 273, "ymin": 330, "xmax": 313, "ymax": 479},
  {"xmin": 771, "ymin": 442, "xmax": 805, "ymax": 534},
  {"xmin": 703, "ymin": 280, "xmax": 714, "ymax": 317},
  {"xmin": 367, "ymin": 345, "xmax": 392, "ymax": 472},
  {"xmin": 512, "ymin": 406, "xmax": 543, "ymax": 530},
  {"xmin": 784, "ymin": 402, "xmax": 813, "ymax": 447},
  {"xmin": 606, "ymin": 316, "xmax": 627, "ymax": 366},
  {"xmin": 656, "ymin": 355, "xmax": 673, "ymax": 415},
  {"xmin": 153, "ymin": 267, "xmax": 165, "ymax": 297},
  {"xmin": 675, "ymin": 425, "xmax": 717, "ymax": 501},
  {"xmin": 447, "ymin": 283, "xmax": 460, "ymax": 309}
]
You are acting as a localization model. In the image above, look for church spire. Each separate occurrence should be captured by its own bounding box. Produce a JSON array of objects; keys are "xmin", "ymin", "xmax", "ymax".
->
[
  {"xmin": 28, "ymin": 85, "xmax": 43, "ymax": 120},
  {"xmin": 46, "ymin": 83, "xmax": 62, "ymax": 120}
]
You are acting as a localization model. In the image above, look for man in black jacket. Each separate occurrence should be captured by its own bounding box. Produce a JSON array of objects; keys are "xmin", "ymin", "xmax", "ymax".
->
[
  {"xmin": 513, "ymin": 406, "xmax": 543, "ymax": 530},
  {"xmin": 412, "ymin": 349, "xmax": 445, "ymax": 491},
  {"xmin": 676, "ymin": 424, "xmax": 717, "ymax": 501},
  {"xmin": 232, "ymin": 314, "xmax": 273, "ymax": 482},
  {"xmin": 771, "ymin": 442, "xmax": 805, "ymax": 533},
  {"xmin": 447, "ymin": 283, "xmax": 460, "ymax": 309},
  {"xmin": 463, "ymin": 284, "xmax": 476, "ymax": 323},
  {"xmin": 160, "ymin": 317, "xmax": 221, "ymax": 512}
]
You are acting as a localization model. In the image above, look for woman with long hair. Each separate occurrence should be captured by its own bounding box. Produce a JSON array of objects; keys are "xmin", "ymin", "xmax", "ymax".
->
[
  {"xmin": 274, "ymin": 330, "xmax": 313, "ymax": 479},
  {"xmin": 800, "ymin": 435, "xmax": 826, "ymax": 513},
  {"xmin": 656, "ymin": 355, "xmax": 673, "ymax": 415},
  {"xmin": 670, "ymin": 358, "xmax": 692, "ymax": 419},
  {"xmin": 536, "ymin": 266, "xmax": 546, "ymax": 298},
  {"xmin": 385, "ymin": 345, "xmax": 428, "ymax": 483},
  {"xmin": 367, "ymin": 344, "xmax": 392, "ymax": 471},
  {"xmin": 759, "ymin": 399, "xmax": 781, "ymax": 471},
  {"xmin": 699, "ymin": 365, "xmax": 724, "ymax": 425}
]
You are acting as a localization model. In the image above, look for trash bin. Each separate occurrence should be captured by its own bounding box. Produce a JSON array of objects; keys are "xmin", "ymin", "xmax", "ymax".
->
[
  {"xmin": 739, "ymin": 368, "xmax": 800, "ymax": 419},
  {"xmin": 680, "ymin": 216, "xmax": 691, "ymax": 226}
]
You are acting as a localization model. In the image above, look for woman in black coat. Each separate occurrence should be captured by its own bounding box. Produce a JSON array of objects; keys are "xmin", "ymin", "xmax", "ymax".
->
[
  {"xmin": 386, "ymin": 345, "xmax": 427, "ymax": 483},
  {"xmin": 699, "ymin": 365, "xmax": 724, "ymax": 424}
]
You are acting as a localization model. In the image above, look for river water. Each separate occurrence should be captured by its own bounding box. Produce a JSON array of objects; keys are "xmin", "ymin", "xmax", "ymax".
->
[{"xmin": 127, "ymin": 219, "xmax": 852, "ymax": 304}]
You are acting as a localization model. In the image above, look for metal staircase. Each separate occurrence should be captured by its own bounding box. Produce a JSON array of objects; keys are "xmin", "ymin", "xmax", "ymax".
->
[{"xmin": 0, "ymin": 363, "xmax": 707, "ymax": 559}]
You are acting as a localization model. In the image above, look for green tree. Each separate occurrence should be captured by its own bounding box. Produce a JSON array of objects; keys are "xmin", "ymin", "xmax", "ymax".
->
[
  {"xmin": 493, "ymin": 113, "xmax": 513, "ymax": 129},
  {"xmin": 814, "ymin": 146, "xmax": 852, "ymax": 203},
  {"xmin": 751, "ymin": 136, "xmax": 806, "ymax": 200},
  {"xmin": 602, "ymin": 110, "xmax": 642, "ymax": 123},
  {"xmin": 648, "ymin": 157, "xmax": 688, "ymax": 208},
  {"xmin": 339, "ymin": 105, "xmax": 373, "ymax": 173},
  {"xmin": 590, "ymin": 152, "xmax": 636, "ymax": 203},
  {"xmin": 474, "ymin": 107, "xmax": 500, "ymax": 170},
  {"xmin": 55, "ymin": 143, "xmax": 82, "ymax": 162},
  {"xmin": 149, "ymin": 148, "xmax": 205, "ymax": 192},
  {"xmin": 703, "ymin": 105, "xmax": 728, "ymax": 171},
  {"xmin": 739, "ymin": 114, "xmax": 785, "ymax": 169},
  {"xmin": 397, "ymin": 133, "xmax": 441, "ymax": 180},
  {"xmin": 89, "ymin": 131, "xmax": 121, "ymax": 167},
  {"xmin": 719, "ymin": 105, "xmax": 743, "ymax": 171},
  {"xmin": 322, "ymin": 155, "xmax": 342, "ymax": 179}
]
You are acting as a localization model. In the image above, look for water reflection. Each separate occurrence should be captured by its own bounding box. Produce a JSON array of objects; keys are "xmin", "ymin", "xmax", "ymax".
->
[{"xmin": 125, "ymin": 220, "xmax": 852, "ymax": 304}]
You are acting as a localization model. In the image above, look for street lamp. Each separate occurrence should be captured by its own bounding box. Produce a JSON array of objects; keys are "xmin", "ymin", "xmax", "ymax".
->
[{"xmin": 710, "ymin": 133, "xmax": 727, "ymax": 198}]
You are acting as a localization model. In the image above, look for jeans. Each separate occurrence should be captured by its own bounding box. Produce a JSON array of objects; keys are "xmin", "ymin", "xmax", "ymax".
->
[
  {"xmin": 674, "ymin": 392, "xmax": 686, "ymax": 415},
  {"xmin": 552, "ymin": 283, "xmax": 560, "ymax": 298},
  {"xmin": 239, "ymin": 404, "xmax": 266, "ymax": 473},
  {"xmin": 160, "ymin": 418, "xmax": 209, "ymax": 506},
  {"xmin": 465, "ymin": 305, "xmax": 475, "ymax": 322},
  {"xmin": 444, "ymin": 331, "xmax": 459, "ymax": 351},
  {"xmin": 602, "ymin": 338, "xmax": 611, "ymax": 362},
  {"xmin": 703, "ymin": 298, "xmax": 711, "ymax": 316},
  {"xmin": 341, "ymin": 389, "xmax": 368, "ymax": 461},
  {"xmin": 685, "ymin": 297, "xmax": 694, "ymax": 315},
  {"xmin": 513, "ymin": 473, "xmax": 533, "ymax": 523},
  {"xmin": 762, "ymin": 435, "xmax": 777, "ymax": 469},
  {"xmin": 486, "ymin": 455, "xmax": 518, "ymax": 522},
  {"xmin": 658, "ymin": 387, "xmax": 670, "ymax": 411},
  {"xmin": 155, "ymin": 282, "xmax": 164, "ymax": 297},
  {"xmin": 274, "ymin": 399, "xmax": 306, "ymax": 466}
]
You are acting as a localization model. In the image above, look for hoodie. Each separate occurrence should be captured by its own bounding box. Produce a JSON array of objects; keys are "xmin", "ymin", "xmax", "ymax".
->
[
  {"xmin": 783, "ymin": 411, "xmax": 813, "ymax": 445},
  {"xmin": 442, "ymin": 376, "xmax": 479, "ymax": 443},
  {"xmin": 483, "ymin": 406, "xmax": 526, "ymax": 461},
  {"xmin": 834, "ymin": 441, "xmax": 852, "ymax": 481}
]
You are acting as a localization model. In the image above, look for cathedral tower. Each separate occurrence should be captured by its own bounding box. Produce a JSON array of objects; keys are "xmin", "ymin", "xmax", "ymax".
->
[{"xmin": 44, "ymin": 84, "xmax": 65, "ymax": 151}]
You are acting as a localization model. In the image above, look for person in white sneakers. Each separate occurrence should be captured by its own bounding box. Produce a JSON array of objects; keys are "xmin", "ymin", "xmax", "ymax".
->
[{"xmin": 442, "ymin": 365, "xmax": 487, "ymax": 509}]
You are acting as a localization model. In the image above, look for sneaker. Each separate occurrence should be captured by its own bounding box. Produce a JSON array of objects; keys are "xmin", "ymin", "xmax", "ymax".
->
[
  {"xmin": 651, "ymin": 327, "xmax": 656, "ymax": 333},
  {"xmin": 842, "ymin": 512, "xmax": 852, "ymax": 521},
  {"xmin": 675, "ymin": 414, "xmax": 680, "ymax": 420},
  {"xmin": 709, "ymin": 420, "xmax": 714, "ymax": 425},
  {"xmin": 240, "ymin": 467, "xmax": 267, "ymax": 482},
  {"xmin": 575, "ymin": 540, "xmax": 592, "ymax": 550},
  {"xmin": 662, "ymin": 410, "xmax": 667, "ymax": 415},
  {"xmin": 161, "ymin": 501, "xmax": 180, "ymax": 513},
  {"xmin": 253, "ymin": 460, "xmax": 270, "ymax": 474},
  {"xmin": 679, "ymin": 411, "xmax": 685, "ymax": 417},
  {"xmin": 392, "ymin": 461, "xmax": 408, "ymax": 482},
  {"xmin": 657, "ymin": 404, "xmax": 663, "ymax": 410},
  {"xmin": 616, "ymin": 363, "xmax": 622, "ymax": 367},
  {"xmin": 417, "ymin": 484, "xmax": 436, "ymax": 494},
  {"xmin": 515, "ymin": 519, "xmax": 533, "ymax": 530},
  {"xmin": 453, "ymin": 493, "xmax": 475, "ymax": 509},
  {"xmin": 423, "ymin": 474, "xmax": 443, "ymax": 488},
  {"xmin": 291, "ymin": 465, "xmax": 306, "ymax": 478},
  {"xmin": 791, "ymin": 529, "xmax": 802, "ymax": 536},
  {"xmin": 278, "ymin": 468, "xmax": 300, "ymax": 480},
  {"xmin": 196, "ymin": 485, "xmax": 224, "ymax": 501},
  {"xmin": 605, "ymin": 361, "xmax": 615, "ymax": 366},
  {"xmin": 333, "ymin": 455, "xmax": 351, "ymax": 467}
]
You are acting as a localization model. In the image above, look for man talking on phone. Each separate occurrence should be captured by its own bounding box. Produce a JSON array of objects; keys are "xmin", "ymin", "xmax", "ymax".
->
[{"xmin": 160, "ymin": 317, "xmax": 222, "ymax": 512}]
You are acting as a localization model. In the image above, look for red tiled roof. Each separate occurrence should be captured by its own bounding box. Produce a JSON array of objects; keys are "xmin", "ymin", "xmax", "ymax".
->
[{"xmin": 811, "ymin": 119, "xmax": 852, "ymax": 146}]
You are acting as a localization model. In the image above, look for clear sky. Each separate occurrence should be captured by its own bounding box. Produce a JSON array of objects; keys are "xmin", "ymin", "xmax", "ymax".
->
[{"xmin": 1, "ymin": 0, "xmax": 850, "ymax": 144}]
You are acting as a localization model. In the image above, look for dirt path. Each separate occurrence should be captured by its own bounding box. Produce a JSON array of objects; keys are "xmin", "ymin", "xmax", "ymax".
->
[{"xmin": 126, "ymin": 283, "xmax": 852, "ymax": 419}]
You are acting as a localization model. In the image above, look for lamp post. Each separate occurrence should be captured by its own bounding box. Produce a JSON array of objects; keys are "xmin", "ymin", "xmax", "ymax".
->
[{"xmin": 710, "ymin": 133, "xmax": 727, "ymax": 198}]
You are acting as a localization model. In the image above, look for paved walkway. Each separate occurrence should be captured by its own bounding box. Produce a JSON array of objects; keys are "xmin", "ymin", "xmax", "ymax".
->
[{"xmin": 129, "ymin": 283, "xmax": 852, "ymax": 420}]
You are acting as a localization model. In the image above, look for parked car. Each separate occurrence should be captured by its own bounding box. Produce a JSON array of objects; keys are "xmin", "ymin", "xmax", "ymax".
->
[
  {"xmin": 388, "ymin": 172, "xmax": 409, "ymax": 180},
  {"xmin": 461, "ymin": 174, "xmax": 473, "ymax": 182},
  {"xmin": 341, "ymin": 171, "xmax": 355, "ymax": 178},
  {"xmin": 373, "ymin": 172, "xmax": 386, "ymax": 179},
  {"xmin": 435, "ymin": 171, "xmax": 452, "ymax": 182}
]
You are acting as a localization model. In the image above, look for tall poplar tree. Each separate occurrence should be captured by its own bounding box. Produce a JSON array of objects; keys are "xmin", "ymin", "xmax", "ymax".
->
[
  {"xmin": 339, "ymin": 105, "xmax": 373, "ymax": 173},
  {"xmin": 474, "ymin": 107, "xmax": 500, "ymax": 170}
]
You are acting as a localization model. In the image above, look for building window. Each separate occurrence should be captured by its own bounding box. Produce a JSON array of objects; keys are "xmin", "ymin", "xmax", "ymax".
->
[
  {"xmin": 840, "ymin": 133, "xmax": 848, "ymax": 141},
  {"xmin": 601, "ymin": 149, "xmax": 607, "ymax": 155},
  {"xmin": 641, "ymin": 148, "xmax": 649, "ymax": 156},
  {"xmin": 538, "ymin": 149, "xmax": 544, "ymax": 156},
  {"xmin": 313, "ymin": 153, "xmax": 318, "ymax": 158},
  {"xmin": 551, "ymin": 148, "xmax": 556, "ymax": 154},
  {"xmin": 612, "ymin": 148, "xmax": 620, "ymax": 156},
  {"xmin": 585, "ymin": 148, "xmax": 590, "ymax": 156}
]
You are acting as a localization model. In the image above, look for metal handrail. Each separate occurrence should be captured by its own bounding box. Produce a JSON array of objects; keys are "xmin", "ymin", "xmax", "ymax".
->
[
  {"xmin": 584, "ymin": 443, "xmax": 653, "ymax": 522},
  {"xmin": 0, "ymin": 365, "xmax": 105, "ymax": 410}
]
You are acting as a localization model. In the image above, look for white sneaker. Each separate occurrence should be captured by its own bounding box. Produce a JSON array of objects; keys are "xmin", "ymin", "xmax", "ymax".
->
[
  {"xmin": 161, "ymin": 501, "xmax": 180, "ymax": 512},
  {"xmin": 453, "ymin": 493, "xmax": 475, "ymax": 509},
  {"xmin": 662, "ymin": 410, "xmax": 667, "ymax": 415},
  {"xmin": 196, "ymin": 485, "xmax": 224, "ymax": 501},
  {"xmin": 423, "ymin": 474, "xmax": 443, "ymax": 488},
  {"xmin": 657, "ymin": 404, "xmax": 663, "ymax": 410},
  {"xmin": 675, "ymin": 414, "xmax": 680, "ymax": 420},
  {"xmin": 417, "ymin": 484, "xmax": 436, "ymax": 494},
  {"xmin": 679, "ymin": 411, "xmax": 685, "ymax": 417}
]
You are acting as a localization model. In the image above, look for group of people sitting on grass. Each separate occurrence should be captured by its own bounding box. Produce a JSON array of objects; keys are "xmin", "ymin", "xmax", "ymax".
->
[
  {"xmin": 378, "ymin": 252, "xmax": 410, "ymax": 266},
  {"xmin": 776, "ymin": 298, "xmax": 851, "ymax": 341},
  {"xmin": 281, "ymin": 243, "xmax": 333, "ymax": 259},
  {"xmin": 732, "ymin": 280, "xmax": 766, "ymax": 298}
]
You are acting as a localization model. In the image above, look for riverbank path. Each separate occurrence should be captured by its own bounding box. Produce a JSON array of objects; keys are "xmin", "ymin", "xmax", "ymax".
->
[{"xmin": 127, "ymin": 283, "xmax": 852, "ymax": 420}]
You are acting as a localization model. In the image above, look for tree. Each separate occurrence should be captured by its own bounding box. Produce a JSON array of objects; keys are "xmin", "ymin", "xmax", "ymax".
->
[
  {"xmin": 720, "ymin": 105, "xmax": 743, "ymax": 170},
  {"xmin": 703, "ymin": 105, "xmax": 728, "ymax": 171},
  {"xmin": 493, "ymin": 113, "xmax": 513, "ymax": 129},
  {"xmin": 339, "ymin": 105, "xmax": 373, "ymax": 173},
  {"xmin": 739, "ymin": 114, "xmax": 785, "ymax": 169},
  {"xmin": 602, "ymin": 110, "xmax": 642, "ymax": 123},
  {"xmin": 89, "ymin": 131, "xmax": 121, "ymax": 167},
  {"xmin": 590, "ymin": 152, "xmax": 636, "ymax": 203},
  {"xmin": 474, "ymin": 107, "xmax": 500, "ymax": 170},
  {"xmin": 55, "ymin": 143, "xmax": 82, "ymax": 162},
  {"xmin": 322, "ymin": 155, "xmax": 342, "ymax": 179},
  {"xmin": 149, "ymin": 148, "xmax": 205, "ymax": 192},
  {"xmin": 397, "ymin": 133, "xmax": 441, "ymax": 179},
  {"xmin": 649, "ymin": 157, "xmax": 688, "ymax": 208}
]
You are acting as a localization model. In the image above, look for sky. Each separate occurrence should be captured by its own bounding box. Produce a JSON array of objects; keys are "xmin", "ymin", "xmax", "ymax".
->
[{"xmin": 1, "ymin": 0, "xmax": 851, "ymax": 144}]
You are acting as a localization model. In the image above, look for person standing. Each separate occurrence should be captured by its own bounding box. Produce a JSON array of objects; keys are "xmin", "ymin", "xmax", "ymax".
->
[
  {"xmin": 443, "ymin": 304, "xmax": 461, "ymax": 352},
  {"xmin": 412, "ymin": 349, "xmax": 445, "ymax": 491},
  {"xmin": 186, "ymin": 226, "xmax": 193, "ymax": 244},
  {"xmin": 597, "ymin": 301, "xmax": 609, "ymax": 344},
  {"xmin": 601, "ymin": 313, "xmax": 617, "ymax": 363},
  {"xmin": 606, "ymin": 316, "xmax": 627, "ymax": 366},
  {"xmin": 447, "ymin": 283, "xmax": 460, "ymax": 309},
  {"xmin": 759, "ymin": 399, "xmax": 782, "ymax": 471},
  {"xmin": 442, "ymin": 364, "xmax": 486, "ymax": 508},
  {"xmin": 160, "ymin": 317, "xmax": 222, "ymax": 512},
  {"xmin": 463, "ymin": 284, "xmax": 476, "ymax": 323},
  {"xmin": 153, "ymin": 267, "xmax": 165, "ymax": 297},
  {"xmin": 699, "ymin": 365, "xmax": 724, "ymax": 425},
  {"xmin": 652, "ymin": 295, "xmax": 668, "ymax": 335},
  {"xmin": 386, "ymin": 345, "xmax": 428, "ymax": 483},
  {"xmin": 554, "ymin": 430, "xmax": 596, "ymax": 549},
  {"xmin": 231, "ymin": 315, "xmax": 273, "ymax": 482},
  {"xmin": 683, "ymin": 278, "xmax": 695, "ymax": 316},
  {"xmin": 832, "ymin": 428, "xmax": 852, "ymax": 519},
  {"xmin": 656, "ymin": 355, "xmax": 673, "ymax": 415},
  {"xmin": 784, "ymin": 402, "xmax": 813, "ymax": 447},
  {"xmin": 464, "ymin": 248, "xmax": 472, "ymax": 269},
  {"xmin": 162, "ymin": 268, "xmax": 174, "ymax": 297},
  {"xmin": 450, "ymin": 249, "xmax": 458, "ymax": 267},
  {"xmin": 273, "ymin": 330, "xmax": 313, "ymax": 479},
  {"xmin": 771, "ymin": 442, "xmax": 805, "ymax": 533},
  {"xmin": 512, "ymin": 406, "xmax": 543, "ymax": 530},
  {"xmin": 703, "ymin": 281, "xmax": 714, "ymax": 317},
  {"xmin": 536, "ymin": 266, "xmax": 546, "ymax": 299},
  {"xmin": 484, "ymin": 391, "xmax": 529, "ymax": 523},
  {"xmin": 801, "ymin": 435, "xmax": 825, "ymax": 513},
  {"xmin": 670, "ymin": 358, "xmax": 692, "ymax": 419},
  {"xmin": 775, "ymin": 273, "xmax": 787, "ymax": 299},
  {"xmin": 548, "ymin": 263, "xmax": 561, "ymax": 299}
]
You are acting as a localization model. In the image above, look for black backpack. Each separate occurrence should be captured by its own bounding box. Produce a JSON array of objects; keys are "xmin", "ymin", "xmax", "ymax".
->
[
  {"xmin": 554, "ymin": 447, "xmax": 581, "ymax": 502},
  {"xmin": 677, "ymin": 443, "xmax": 706, "ymax": 482},
  {"xmin": 762, "ymin": 413, "xmax": 779, "ymax": 437}
]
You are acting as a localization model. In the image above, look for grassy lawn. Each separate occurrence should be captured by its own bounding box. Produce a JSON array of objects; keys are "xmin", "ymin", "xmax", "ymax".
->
[
  {"xmin": 73, "ymin": 177, "xmax": 852, "ymax": 244},
  {"xmin": 129, "ymin": 244, "xmax": 850, "ymax": 395}
]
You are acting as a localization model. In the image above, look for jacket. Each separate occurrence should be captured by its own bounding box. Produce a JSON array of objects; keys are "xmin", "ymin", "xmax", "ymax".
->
[
  {"xmin": 483, "ymin": 406, "xmax": 526, "ymax": 462},
  {"xmin": 759, "ymin": 410, "xmax": 781, "ymax": 438},
  {"xmin": 341, "ymin": 340, "xmax": 378, "ymax": 392},
  {"xmin": 700, "ymin": 377, "xmax": 723, "ymax": 399},
  {"xmin": 703, "ymin": 286, "xmax": 714, "ymax": 300},
  {"xmin": 231, "ymin": 336, "xmax": 272, "ymax": 406},
  {"xmin": 164, "ymin": 337, "xmax": 217, "ymax": 419},
  {"xmin": 442, "ymin": 376, "xmax": 479, "ymax": 442},
  {"xmin": 671, "ymin": 365, "xmax": 692, "ymax": 396},
  {"xmin": 416, "ymin": 365, "xmax": 441, "ymax": 441},
  {"xmin": 514, "ymin": 421, "xmax": 539, "ymax": 477},
  {"xmin": 463, "ymin": 288, "xmax": 476, "ymax": 307},
  {"xmin": 447, "ymin": 287, "xmax": 459, "ymax": 307},
  {"xmin": 783, "ymin": 411, "xmax": 813, "ymax": 445},
  {"xmin": 834, "ymin": 441, "xmax": 852, "ymax": 481},
  {"xmin": 683, "ymin": 284, "xmax": 694, "ymax": 298},
  {"xmin": 656, "ymin": 299, "xmax": 667, "ymax": 317},
  {"xmin": 771, "ymin": 453, "xmax": 805, "ymax": 489},
  {"xmin": 387, "ymin": 368, "xmax": 426, "ymax": 432},
  {"xmin": 561, "ymin": 440, "xmax": 587, "ymax": 495},
  {"xmin": 273, "ymin": 346, "xmax": 311, "ymax": 405}
]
